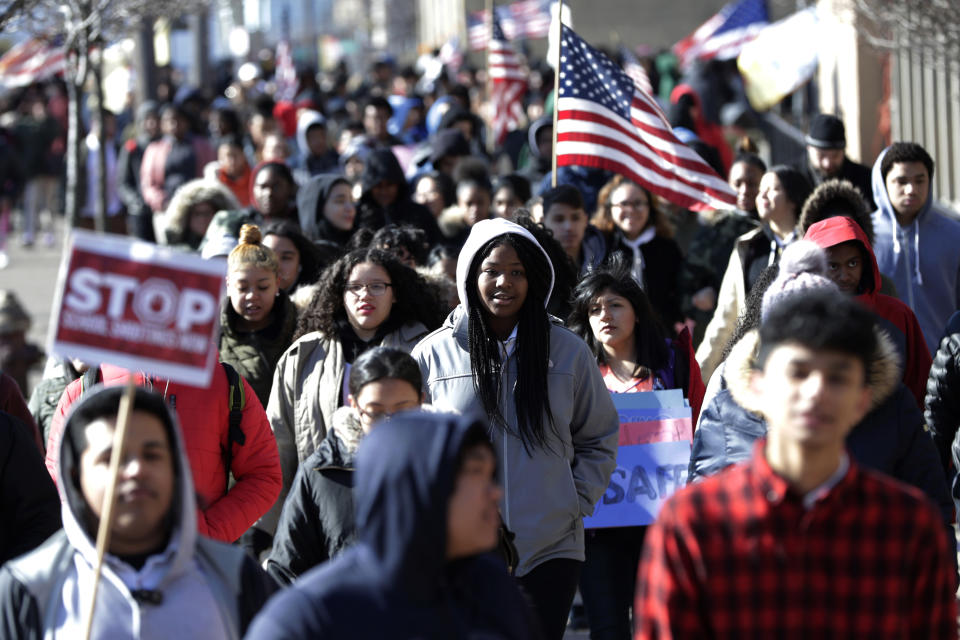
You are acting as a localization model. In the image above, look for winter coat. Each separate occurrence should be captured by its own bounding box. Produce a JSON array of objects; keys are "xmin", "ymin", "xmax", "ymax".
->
[
  {"xmin": 260, "ymin": 322, "xmax": 430, "ymax": 535},
  {"xmin": 870, "ymin": 146, "xmax": 960, "ymax": 356},
  {"xmin": 246, "ymin": 413, "xmax": 542, "ymax": 640},
  {"xmin": 805, "ymin": 216, "xmax": 932, "ymax": 407},
  {"xmin": 161, "ymin": 179, "xmax": 240, "ymax": 250},
  {"xmin": 295, "ymin": 111, "xmax": 339, "ymax": 178},
  {"xmin": 0, "ymin": 410, "xmax": 60, "ymax": 565},
  {"xmin": 140, "ymin": 135, "xmax": 216, "ymax": 213},
  {"xmin": 413, "ymin": 219, "xmax": 619, "ymax": 577},
  {"xmin": 295, "ymin": 173, "xmax": 353, "ymax": 243},
  {"xmin": 355, "ymin": 149, "xmax": 442, "ymax": 246},
  {"xmin": 44, "ymin": 363, "xmax": 282, "ymax": 544},
  {"xmin": 606, "ymin": 230, "xmax": 683, "ymax": 329},
  {"xmin": 688, "ymin": 329, "xmax": 953, "ymax": 526},
  {"xmin": 926, "ymin": 310, "xmax": 960, "ymax": 471},
  {"xmin": 800, "ymin": 155, "xmax": 875, "ymax": 211},
  {"xmin": 218, "ymin": 294, "xmax": 298, "ymax": 408},
  {"xmin": 0, "ymin": 386, "xmax": 276, "ymax": 639},
  {"xmin": 116, "ymin": 134, "xmax": 155, "ymax": 219},
  {"xmin": 199, "ymin": 208, "xmax": 264, "ymax": 259},
  {"xmin": 27, "ymin": 360, "xmax": 81, "ymax": 446},
  {"xmin": 265, "ymin": 407, "xmax": 360, "ymax": 586}
]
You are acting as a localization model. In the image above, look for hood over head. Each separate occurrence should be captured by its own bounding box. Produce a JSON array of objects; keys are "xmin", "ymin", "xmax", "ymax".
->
[
  {"xmin": 387, "ymin": 95, "xmax": 424, "ymax": 136},
  {"xmin": 361, "ymin": 148, "xmax": 409, "ymax": 198},
  {"xmin": 57, "ymin": 384, "xmax": 197, "ymax": 581},
  {"xmin": 296, "ymin": 110, "xmax": 327, "ymax": 158},
  {"xmin": 429, "ymin": 128, "xmax": 470, "ymax": 165},
  {"xmin": 297, "ymin": 173, "xmax": 352, "ymax": 240},
  {"xmin": 799, "ymin": 178, "xmax": 874, "ymax": 245},
  {"xmin": 804, "ymin": 216, "xmax": 881, "ymax": 297},
  {"xmin": 164, "ymin": 178, "xmax": 240, "ymax": 237},
  {"xmin": 455, "ymin": 218, "xmax": 555, "ymax": 314},
  {"xmin": 353, "ymin": 411, "xmax": 489, "ymax": 599},
  {"xmin": 527, "ymin": 115, "xmax": 552, "ymax": 159}
]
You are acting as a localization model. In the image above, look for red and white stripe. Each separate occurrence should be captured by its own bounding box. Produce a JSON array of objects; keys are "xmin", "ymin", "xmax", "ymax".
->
[
  {"xmin": 489, "ymin": 31, "xmax": 526, "ymax": 145},
  {"xmin": 274, "ymin": 40, "xmax": 298, "ymax": 102},
  {"xmin": 0, "ymin": 38, "xmax": 66, "ymax": 89}
]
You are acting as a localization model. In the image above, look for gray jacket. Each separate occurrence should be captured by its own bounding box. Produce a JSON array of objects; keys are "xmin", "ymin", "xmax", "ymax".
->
[
  {"xmin": 259, "ymin": 322, "xmax": 430, "ymax": 534},
  {"xmin": 413, "ymin": 307, "xmax": 618, "ymax": 577}
]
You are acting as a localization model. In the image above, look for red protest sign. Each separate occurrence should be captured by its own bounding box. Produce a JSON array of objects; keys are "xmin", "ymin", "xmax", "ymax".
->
[{"xmin": 49, "ymin": 231, "xmax": 226, "ymax": 387}]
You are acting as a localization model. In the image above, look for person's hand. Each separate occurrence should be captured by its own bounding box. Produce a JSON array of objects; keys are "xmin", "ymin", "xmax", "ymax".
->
[{"xmin": 692, "ymin": 287, "xmax": 717, "ymax": 311}]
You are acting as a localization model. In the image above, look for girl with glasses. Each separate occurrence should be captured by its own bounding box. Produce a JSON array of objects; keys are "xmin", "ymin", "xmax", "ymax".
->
[{"xmin": 266, "ymin": 347, "xmax": 424, "ymax": 585}]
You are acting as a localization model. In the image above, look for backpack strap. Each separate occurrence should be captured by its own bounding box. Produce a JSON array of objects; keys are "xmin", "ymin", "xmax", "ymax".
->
[
  {"xmin": 79, "ymin": 366, "xmax": 102, "ymax": 396},
  {"xmin": 221, "ymin": 362, "xmax": 245, "ymax": 487}
]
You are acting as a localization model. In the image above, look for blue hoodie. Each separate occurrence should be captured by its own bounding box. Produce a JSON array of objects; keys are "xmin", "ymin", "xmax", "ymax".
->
[
  {"xmin": 246, "ymin": 412, "xmax": 541, "ymax": 639},
  {"xmin": 870, "ymin": 147, "xmax": 960, "ymax": 355}
]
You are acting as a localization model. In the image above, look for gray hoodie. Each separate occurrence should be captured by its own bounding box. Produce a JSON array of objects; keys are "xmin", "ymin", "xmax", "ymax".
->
[{"xmin": 412, "ymin": 218, "xmax": 618, "ymax": 577}]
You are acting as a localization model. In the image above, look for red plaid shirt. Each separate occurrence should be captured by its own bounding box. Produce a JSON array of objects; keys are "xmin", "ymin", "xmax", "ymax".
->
[{"xmin": 636, "ymin": 441, "xmax": 957, "ymax": 639}]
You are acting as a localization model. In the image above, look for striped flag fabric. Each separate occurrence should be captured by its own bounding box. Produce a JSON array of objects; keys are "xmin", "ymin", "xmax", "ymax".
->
[
  {"xmin": 274, "ymin": 40, "xmax": 298, "ymax": 102},
  {"xmin": 467, "ymin": 0, "xmax": 553, "ymax": 50},
  {"xmin": 673, "ymin": 0, "xmax": 769, "ymax": 69},
  {"xmin": 556, "ymin": 24, "xmax": 736, "ymax": 212},
  {"xmin": 0, "ymin": 38, "xmax": 66, "ymax": 90},
  {"xmin": 620, "ymin": 46, "xmax": 653, "ymax": 98},
  {"xmin": 489, "ymin": 15, "xmax": 527, "ymax": 145}
]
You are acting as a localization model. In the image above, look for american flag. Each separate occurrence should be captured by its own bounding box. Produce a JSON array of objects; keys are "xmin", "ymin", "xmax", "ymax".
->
[
  {"xmin": 467, "ymin": 0, "xmax": 552, "ymax": 50},
  {"xmin": 439, "ymin": 35, "xmax": 463, "ymax": 74},
  {"xmin": 0, "ymin": 38, "xmax": 66, "ymax": 90},
  {"xmin": 620, "ymin": 46, "xmax": 653, "ymax": 98},
  {"xmin": 673, "ymin": 0, "xmax": 769, "ymax": 69},
  {"xmin": 274, "ymin": 40, "xmax": 298, "ymax": 102},
  {"xmin": 556, "ymin": 24, "xmax": 736, "ymax": 212},
  {"xmin": 489, "ymin": 15, "xmax": 527, "ymax": 145}
]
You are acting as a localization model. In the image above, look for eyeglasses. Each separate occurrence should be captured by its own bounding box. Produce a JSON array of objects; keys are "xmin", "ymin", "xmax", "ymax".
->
[
  {"xmin": 344, "ymin": 282, "xmax": 392, "ymax": 296},
  {"xmin": 611, "ymin": 200, "xmax": 648, "ymax": 210},
  {"xmin": 356, "ymin": 405, "xmax": 410, "ymax": 424}
]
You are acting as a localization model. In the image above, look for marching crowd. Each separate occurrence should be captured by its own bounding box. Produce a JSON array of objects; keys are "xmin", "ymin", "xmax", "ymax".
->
[{"xmin": 1, "ymin": 41, "xmax": 960, "ymax": 640}]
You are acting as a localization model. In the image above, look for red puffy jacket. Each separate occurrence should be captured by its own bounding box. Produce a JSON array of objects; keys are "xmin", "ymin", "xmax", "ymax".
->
[{"xmin": 45, "ymin": 363, "xmax": 281, "ymax": 543}]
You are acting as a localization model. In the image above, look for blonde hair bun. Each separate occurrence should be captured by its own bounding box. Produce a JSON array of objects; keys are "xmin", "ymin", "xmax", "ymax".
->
[{"xmin": 238, "ymin": 223, "xmax": 263, "ymax": 245}]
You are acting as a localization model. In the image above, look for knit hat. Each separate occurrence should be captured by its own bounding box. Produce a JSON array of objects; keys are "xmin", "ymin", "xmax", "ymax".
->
[
  {"xmin": 760, "ymin": 240, "xmax": 837, "ymax": 321},
  {"xmin": 805, "ymin": 114, "xmax": 846, "ymax": 149},
  {"xmin": 0, "ymin": 290, "xmax": 30, "ymax": 334}
]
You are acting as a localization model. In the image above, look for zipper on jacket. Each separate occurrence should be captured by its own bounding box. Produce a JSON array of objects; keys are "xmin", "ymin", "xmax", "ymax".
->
[{"xmin": 901, "ymin": 226, "xmax": 916, "ymax": 309}]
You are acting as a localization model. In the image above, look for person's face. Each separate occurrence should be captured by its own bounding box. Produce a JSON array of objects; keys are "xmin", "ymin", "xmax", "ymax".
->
[
  {"xmin": 348, "ymin": 378, "xmax": 423, "ymax": 433},
  {"xmin": 884, "ymin": 161, "xmax": 930, "ymax": 221},
  {"xmin": 492, "ymin": 187, "xmax": 521, "ymax": 219},
  {"xmin": 142, "ymin": 113, "xmax": 160, "ymax": 139},
  {"xmin": 752, "ymin": 343, "xmax": 871, "ymax": 450},
  {"xmin": 338, "ymin": 128, "xmax": 359, "ymax": 155},
  {"xmin": 161, "ymin": 111, "xmax": 186, "ymax": 139},
  {"xmin": 218, "ymin": 144, "xmax": 246, "ymax": 177},
  {"xmin": 446, "ymin": 444, "xmax": 502, "ymax": 560},
  {"xmin": 263, "ymin": 235, "xmax": 300, "ymax": 290},
  {"xmin": 364, "ymin": 105, "xmax": 389, "ymax": 139},
  {"xmin": 261, "ymin": 134, "xmax": 290, "ymax": 162},
  {"xmin": 536, "ymin": 126, "xmax": 553, "ymax": 159},
  {"xmin": 323, "ymin": 182, "xmax": 356, "ymax": 231},
  {"xmin": 588, "ymin": 289, "xmax": 637, "ymax": 354},
  {"xmin": 458, "ymin": 185, "xmax": 491, "ymax": 226},
  {"xmin": 227, "ymin": 266, "xmax": 278, "ymax": 329},
  {"xmin": 371, "ymin": 180, "xmax": 399, "ymax": 208},
  {"xmin": 543, "ymin": 202, "xmax": 588, "ymax": 258},
  {"xmin": 187, "ymin": 202, "xmax": 217, "ymax": 238},
  {"xmin": 756, "ymin": 172, "xmax": 794, "ymax": 223},
  {"xmin": 306, "ymin": 126, "xmax": 328, "ymax": 155},
  {"xmin": 477, "ymin": 244, "xmax": 528, "ymax": 330},
  {"xmin": 414, "ymin": 177, "xmax": 445, "ymax": 218},
  {"xmin": 345, "ymin": 155, "xmax": 365, "ymax": 181},
  {"xmin": 825, "ymin": 243, "xmax": 865, "ymax": 295},
  {"xmin": 79, "ymin": 411, "xmax": 175, "ymax": 555},
  {"xmin": 807, "ymin": 146, "xmax": 845, "ymax": 179},
  {"xmin": 248, "ymin": 114, "xmax": 276, "ymax": 147},
  {"xmin": 728, "ymin": 161, "xmax": 763, "ymax": 213},
  {"xmin": 253, "ymin": 168, "xmax": 294, "ymax": 218},
  {"xmin": 609, "ymin": 183, "xmax": 650, "ymax": 240},
  {"xmin": 343, "ymin": 262, "xmax": 395, "ymax": 340}
]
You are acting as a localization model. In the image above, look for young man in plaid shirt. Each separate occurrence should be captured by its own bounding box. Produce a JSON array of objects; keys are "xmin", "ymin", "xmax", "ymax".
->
[{"xmin": 636, "ymin": 291, "xmax": 957, "ymax": 639}]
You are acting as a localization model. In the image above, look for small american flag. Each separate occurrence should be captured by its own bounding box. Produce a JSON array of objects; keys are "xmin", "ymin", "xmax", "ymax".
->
[
  {"xmin": 489, "ymin": 15, "xmax": 527, "ymax": 145},
  {"xmin": 0, "ymin": 37, "xmax": 65, "ymax": 90},
  {"xmin": 274, "ymin": 40, "xmax": 298, "ymax": 102},
  {"xmin": 673, "ymin": 0, "xmax": 769, "ymax": 69},
  {"xmin": 467, "ymin": 0, "xmax": 553, "ymax": 50},
  {"xmin": 439, "ymin": 35, "xmax": 463, "ymax": 74},
  {"xmin": 556, "ymin": 24, "xmax": 736, "ymax": 212}
]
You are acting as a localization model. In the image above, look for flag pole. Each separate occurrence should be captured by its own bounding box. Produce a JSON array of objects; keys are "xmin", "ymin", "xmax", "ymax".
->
[
  {"xmin": 551, "ymin": 0, "xmax": 563, "ymax": 188},
  {"xmin": 485, "ymin": 0, "xmax": 495, "ymax": 155},
  {"xmin": 82, "ymin": 375, "xmax": 138, "ymax": 640}
]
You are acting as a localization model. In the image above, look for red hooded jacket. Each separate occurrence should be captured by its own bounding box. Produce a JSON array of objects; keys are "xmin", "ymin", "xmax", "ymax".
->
[
  {"xmin": 805, "ymin": 216, "xmax": 932, "ymax": 407},
  {"xmin": 44, "ymin": 363, "xmax": 281, "ymax": 543}
]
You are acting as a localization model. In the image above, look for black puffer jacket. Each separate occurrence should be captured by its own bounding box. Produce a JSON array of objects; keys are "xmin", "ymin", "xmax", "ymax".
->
[
  {"xmin": 690, "ymin": 328, "xmax": 953, "ymax": 525},
  {"xmin": 927, "ymin": 310, "xmax": 960, "ymax": 473},
  {"xmin": 265, "ymin": 406, "xmax": 360, "ymax": 586},
  {"xmin": 218, "ymin": 293, "xmax": 298, "ymax": 407}
]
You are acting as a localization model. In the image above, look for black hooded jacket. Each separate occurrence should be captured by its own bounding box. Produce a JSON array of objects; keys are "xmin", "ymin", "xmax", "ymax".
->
[
  {"xmin": 246, "ymin": 412, "xmax": 542, "ymax": 640},
  {"xmin": 296, "ymin": 173, "xmax": 355, "ymax": 244},
  {"xmin": 356, "ymin": 149, "xmax": 442, "ymax": 246}
]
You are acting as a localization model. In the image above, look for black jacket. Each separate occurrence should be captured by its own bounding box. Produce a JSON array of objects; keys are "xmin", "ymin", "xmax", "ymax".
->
[
  {"xmin": 690, "ymin": 329, "xmax": 953, "ymax": 525},
  {"xmin": 0, "ymin": 411, "xmax": 60, "ymax": 565},
  {"xmin": 265, "ymin": 410, "xmax": 358, "ymax": 586},
  {"xmin": 606, "ymin": 232, "xmax": 684, "ymax": 329},
  {"xmin": 927, "ymin": 310, "xmax": 960, "ymax": 473},
  {"xmin": 800, "ymin": 156, "xmax": 875, "ymax": 211},
  {"xmin": 356, "ymin": 149, "xmax": 442, "ymax": 246}
]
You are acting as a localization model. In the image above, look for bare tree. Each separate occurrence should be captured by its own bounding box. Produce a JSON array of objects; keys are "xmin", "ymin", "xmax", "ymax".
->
[{"xmin": 848, "ymin": 0, "xmax": 960, "ymax": 58}]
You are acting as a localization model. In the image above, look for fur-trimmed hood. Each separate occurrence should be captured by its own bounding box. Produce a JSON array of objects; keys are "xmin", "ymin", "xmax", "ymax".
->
[
  {"xmin": 799, "ymin": 178, "xmax": 874, "ymax": 245},
  {"xmin": 724, "ymin": 327, "xmax": 901, "ymax": 415},
  {"xmin": 162, "ymin": 178, "xmax": 240, "ymax": 238}
]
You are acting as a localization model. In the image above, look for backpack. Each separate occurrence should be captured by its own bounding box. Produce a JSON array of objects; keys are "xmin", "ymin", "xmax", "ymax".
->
[{"xmin": 80, "ymin": 362, "xmax": 246, "ymax": 487}]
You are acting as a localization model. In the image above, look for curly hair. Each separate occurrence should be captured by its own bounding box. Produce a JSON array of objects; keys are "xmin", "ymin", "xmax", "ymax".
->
[
  {"xmin": 592, "ymin": 174, "xmax": 674, "ymax": 238},
  {"xmin": 294, "ymin": 247, "xmax": 443, "ymax": 340}
]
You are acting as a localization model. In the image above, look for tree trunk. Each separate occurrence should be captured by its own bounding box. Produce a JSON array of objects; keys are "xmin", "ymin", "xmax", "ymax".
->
[
  {"xmin": 64, "ymin": 66, "xmax": 82, "ymax": 231},
  {"xmin": 93, "ymin": 46, "xmax": 107, "ymax": 233}
]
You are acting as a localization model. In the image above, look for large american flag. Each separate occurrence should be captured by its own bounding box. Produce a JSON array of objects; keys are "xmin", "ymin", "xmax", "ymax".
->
[
  {"xmin": 489, "ymin": 15, "xmax": 527, "ymax": 145},
  {"xmin": 556, "ymin": 24, "xmax": 736, "ymax": 212},
  {"xmin": 467, "ymin": 0, "xmax": 552, "ymax": 50},
  {"xmin": 673, "ymin": 0, "xmax": 769, "ymax": 69}
]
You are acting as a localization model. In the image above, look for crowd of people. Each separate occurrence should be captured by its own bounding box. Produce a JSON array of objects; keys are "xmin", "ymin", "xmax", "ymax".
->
[{"xmin": 0, "ymin": 40, "xmax": 960, "ymax": 640}]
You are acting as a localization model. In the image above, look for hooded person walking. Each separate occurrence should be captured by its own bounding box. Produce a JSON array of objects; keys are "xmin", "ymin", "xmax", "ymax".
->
[
  {"xmin": 296, "ymin": 174, "xmax": 356, "ymax": 244},
  {"xmin": 0, "ymin": 386, "xmax": 276, "ymax": 638}
]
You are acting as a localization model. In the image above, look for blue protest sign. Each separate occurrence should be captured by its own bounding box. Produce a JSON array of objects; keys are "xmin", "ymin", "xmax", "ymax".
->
[{"xmin": 584, "ymin": 440, "xmax": 692, "ymax": 528}]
